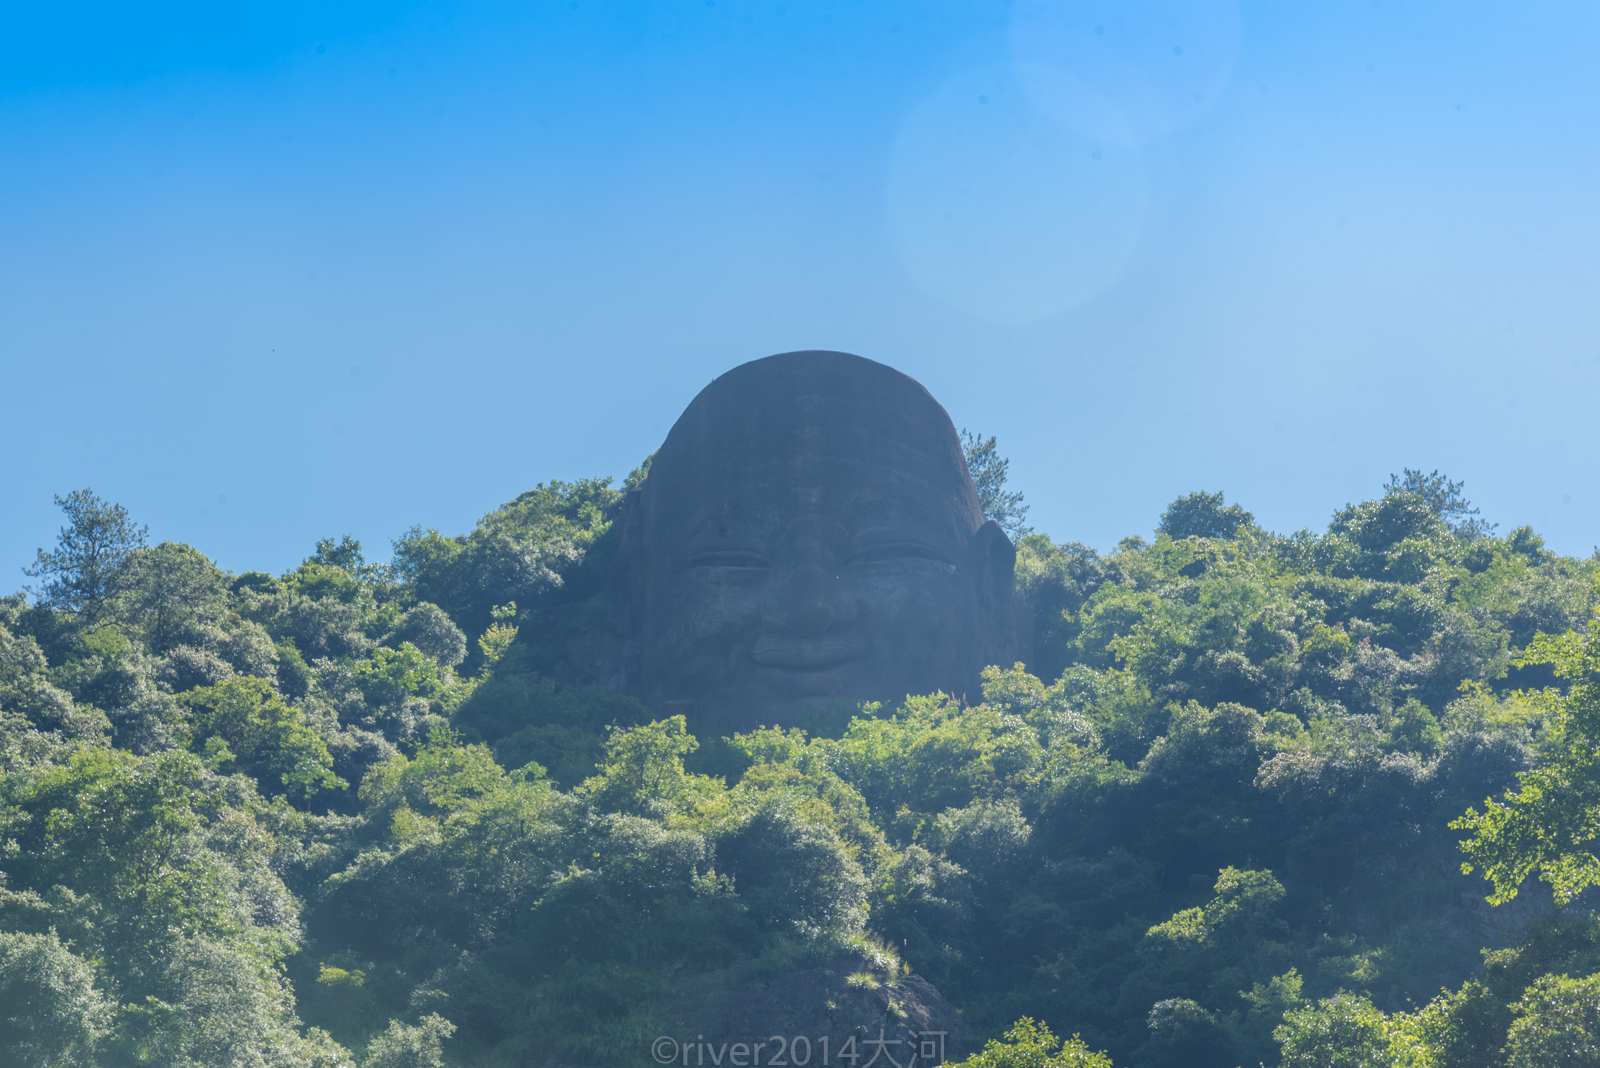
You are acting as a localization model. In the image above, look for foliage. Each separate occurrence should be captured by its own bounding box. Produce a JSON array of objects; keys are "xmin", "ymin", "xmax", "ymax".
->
[
  {"xmin": 1274, "ymin": 993, "xmax": 1428, "ymax": 1068},
  {"xmin": 181, "ymin": 676, "xmax": 346, "ymax": 801},
  {"xmin": 947, "ymin": 1017, "xmax": 1114, "ymax": 1068},
  {"xmin": 5, "ymin": 470, "xmax": 1598, "ymax": 1067},
  {"xmin": 388, "ymin": 604, "xmax": 467, "ymax": 670},
  {"xmin": 1503, "ymin": 972, "xmax": 1600, "ymax": 1068},
  {"xmin": 361, "ymin": 1014, "xmax": 456, "ymax": 1068},
  {"xmin": 0, "ymin": 745, "xmax": 332, "ymax": 1066},
  {"xmin": 1455, "ymin": 589, "xmax": 1600, "ymax": 904},
  {"xmin": 579, "ymin": 714, "xmax": 715, "ymax": 817},
  {"xmin": 390, "ymin": 478, "xmax": 624, "ymax": 660},
  {"xmin": 1157, "ymin": 491, "xmax": 1255, "ymax": 541},
  {"xmin": 312, "ymin": 535, "xmax": 368, "ymax": 574},
  {"xmin": 0, "ymin": 929, "xmax": 112, "ymax": 1068},
  {"xmin": 24, "ymin": 488, "xmax": 148, "ymax": 624},
  {"xmin": 117, "ymin": 541, "xmax": 229, "ymax": 654},
  {"xmin": 962, "ymin": 429, "xmax": 1031, "ymax": 540},
  {"xmin": 1386, "ymin": 469, "xmax": 1496, "ymax": 540}
]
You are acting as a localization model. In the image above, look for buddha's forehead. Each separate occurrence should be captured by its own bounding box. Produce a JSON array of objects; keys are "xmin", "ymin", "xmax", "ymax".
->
[
  {"xmin": 649, "ymin": 454, "xmax": 969, "ymax": 541},
  {"xmin": 642, "ymin": 351, "xmax": 983, "ymax": 545}
]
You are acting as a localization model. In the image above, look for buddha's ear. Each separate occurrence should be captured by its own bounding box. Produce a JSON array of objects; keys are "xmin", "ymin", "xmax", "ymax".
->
[
  {"xmin": 602, "ymin": 486, "xmax": 647, "ymax": 662},
  {"xmin": 965, "ymin": 520, "xmax": 1028, "ymax": 670}
]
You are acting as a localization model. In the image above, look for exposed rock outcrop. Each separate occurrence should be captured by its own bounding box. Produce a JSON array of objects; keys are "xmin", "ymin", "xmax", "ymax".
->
[{"xmin": 654, "ymin": 957, "xmax": 965, "ymax": 1068}]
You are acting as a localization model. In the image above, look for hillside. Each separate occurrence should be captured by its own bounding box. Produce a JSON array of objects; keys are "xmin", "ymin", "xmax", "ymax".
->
[{"xmin": 2, "ymin": 470, "xmax": 1596, "ymax": 1067}]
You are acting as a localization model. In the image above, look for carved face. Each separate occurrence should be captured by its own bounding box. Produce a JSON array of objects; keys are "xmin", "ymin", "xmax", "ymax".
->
[{"xmin": 629, "ymin": 351, "xmax": 1018, "ymax": 733}]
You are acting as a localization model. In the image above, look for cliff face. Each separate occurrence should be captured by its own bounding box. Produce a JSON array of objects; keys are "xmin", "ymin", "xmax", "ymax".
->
[{"xmin": 655, "ymin": 957, "xmax": 966, "ymax": 1068}]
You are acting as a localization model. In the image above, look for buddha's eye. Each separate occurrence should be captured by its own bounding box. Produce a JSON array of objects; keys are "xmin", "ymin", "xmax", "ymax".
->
[
  {"xmin": 847, "ymin": 541, "xmax": 952, "ymax": 566},
  {"xmin": 689, "ymin": 550, "xmax": 770, "ymax": 570}
]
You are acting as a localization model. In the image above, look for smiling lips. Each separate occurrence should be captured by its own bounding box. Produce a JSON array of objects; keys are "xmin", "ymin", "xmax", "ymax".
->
[{"xmin": 750, "ymin": 634, "xmax": 870, "ymax": 671}]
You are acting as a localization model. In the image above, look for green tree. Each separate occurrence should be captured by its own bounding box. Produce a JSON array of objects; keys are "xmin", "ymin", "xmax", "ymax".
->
[
  {"xmin": 390, "ymin": 478, "xmax": 618, "ymax": 643},
  {"xmin": 0, "ymin": 929, "xmax": 112, "ymax": 1068},
  {"xmin": 1139, "ymin": 998, "xmax": 1230, "ymax": 1068},
  {"xmin": 311, "ymin": 534, "xmax": 366, "ymax": 572},
  {"xmin": 355, "ymin": 643, "xmax": 457, "ymax": 710},
  {"xmin": 181, "ymin": 676, "xmax": 345, "ymax": 801},
  {"xmin": 962, "ymin": 429, "xmax": 1031, "ymax": 539},
  {"xmin": 126, "ymin": 934, "xmax": 352, "ymax": 1068},
  {"xmin": 1010, "ymin": 535, "xmax": 1111, "ymax": 683},
  {"xmin": 579, "ymin": 715, "xmax": 719, "ymax": 818},
  {"xmin": 1125, "ymin": 866, "xmax": 1291, "ymax": 1063},
  {"xmin": 716, "ymin": 798, "xmax": 869, "ymax": 937},
  {"xmin": 1274, "ymin": 994, "xmax": 1426, "ymax": 1068},
  {"xmin": 1386, "ymin": 468, "xmax": 1495, "ymax": 539},
  {"xmin": 946, "ymin": 1017, "xmax": 1114, "ymax": 1068},
  {"xmin": 7, "ymin": 461, "xmax": 1597, "ymax": 1068},
  {"xmin": 24, "ymin": 489, "xmax": 147, "ymax": 624},
  {"xmin": 1144, "ymin": 867, "xmax": 1289, "ymax": 955},
  {"xmin": 6, "ymin": 749, "xmax": 216, "ymax": 980},
  {"xmin": 1455, "ymin": 591, "xmax": 1600, "ymax": 904},
  {"xmin": 362, "ymin": 1014, "xmax": 456, "ymax": 1068},
  {"xmin": 0, "ymin": 745, "xmax": 323, "ymax": 1066},
  {"xmin": 828, "ymin": 691, "xmax": 1045, "ymax": 832},
  {"xmin": 117, "ymin": 541, "xmax": 229, "ymax": 653},
  {"xmin": 357, "ymin": 725, "xmax": 531, "ymax": 827},
  {"xmin": 0, "ymin": 603, "xmax": 100, "ymax": 744},
  {"xmin": 1325, "ymin": 490, "xmax": 1453, "ymax": 571},
  {"xmin": 1156, "ymin": 491, "xmax": 1254, "ymax": 541},
  {"xmin": 1504, "ymin": 972, "xmax": 1600, "ymax": 1068},
  {"xmin": 388, "ymin": 603, "xmax": 467, "ymax": 669},
  {"xmin": 259, "ymin": 560, "xmax": 390, "ymax": 662}
]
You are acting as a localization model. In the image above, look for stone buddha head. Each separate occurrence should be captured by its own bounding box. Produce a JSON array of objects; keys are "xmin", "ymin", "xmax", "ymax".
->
[{"xmin": 610, "ymin": 350, "xmax": 1023, "ymax": 733}]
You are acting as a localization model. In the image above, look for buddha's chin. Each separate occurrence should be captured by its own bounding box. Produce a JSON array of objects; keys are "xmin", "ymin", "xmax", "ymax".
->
[
  {"xmin": 688, "ymin": 668, "xmax": 908, "ymax": 732},
  {"xmin": 652, "ymin": 650, "xmax": 962, "ymax": 731},
  {"xmin": 691, "ymin": 692, "xmax": 861, "ymax": 734}
]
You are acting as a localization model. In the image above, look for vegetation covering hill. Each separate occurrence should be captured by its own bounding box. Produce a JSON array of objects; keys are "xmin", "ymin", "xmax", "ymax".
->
[{"xmin": 2, "ymin": 465, "xmax": 1598, "ymax": 1068}]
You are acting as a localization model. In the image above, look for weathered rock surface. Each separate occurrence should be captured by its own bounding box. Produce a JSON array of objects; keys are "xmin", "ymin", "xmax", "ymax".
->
[
  {"xmin": 654, "ymin": 958, "xmax": 965, "ymax": 1068},
  {"xmin": 605, "ymin": 349, "xmax": 1026, "ymax": 736}
]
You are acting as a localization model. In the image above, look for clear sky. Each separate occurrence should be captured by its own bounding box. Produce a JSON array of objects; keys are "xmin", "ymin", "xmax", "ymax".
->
[{"xmin": 4, "ymin": 0, "xmax": 1597, "ymax": 578}]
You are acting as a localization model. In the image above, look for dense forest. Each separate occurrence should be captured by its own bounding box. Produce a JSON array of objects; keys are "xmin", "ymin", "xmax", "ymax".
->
[{"xmin": 3, "ymin": 455, "xmax": 1599, "ymax": 1068}]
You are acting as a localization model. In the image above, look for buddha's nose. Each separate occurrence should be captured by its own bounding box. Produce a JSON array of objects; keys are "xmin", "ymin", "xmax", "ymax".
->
[{"xmin": 763, "ymin": 562, "xmax": 857, "ymax": 635}]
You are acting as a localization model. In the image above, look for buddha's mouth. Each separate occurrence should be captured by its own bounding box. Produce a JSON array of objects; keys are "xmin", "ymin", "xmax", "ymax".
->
[{"xmin": 750, "ymin": 635, "xmax": 870, "ymax": 671}]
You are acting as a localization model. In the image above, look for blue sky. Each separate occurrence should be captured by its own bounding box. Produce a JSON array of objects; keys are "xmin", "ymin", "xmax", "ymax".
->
[{"xmin": 3, "ymin": 0, "xmax": 1597, "ymax": 577}]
